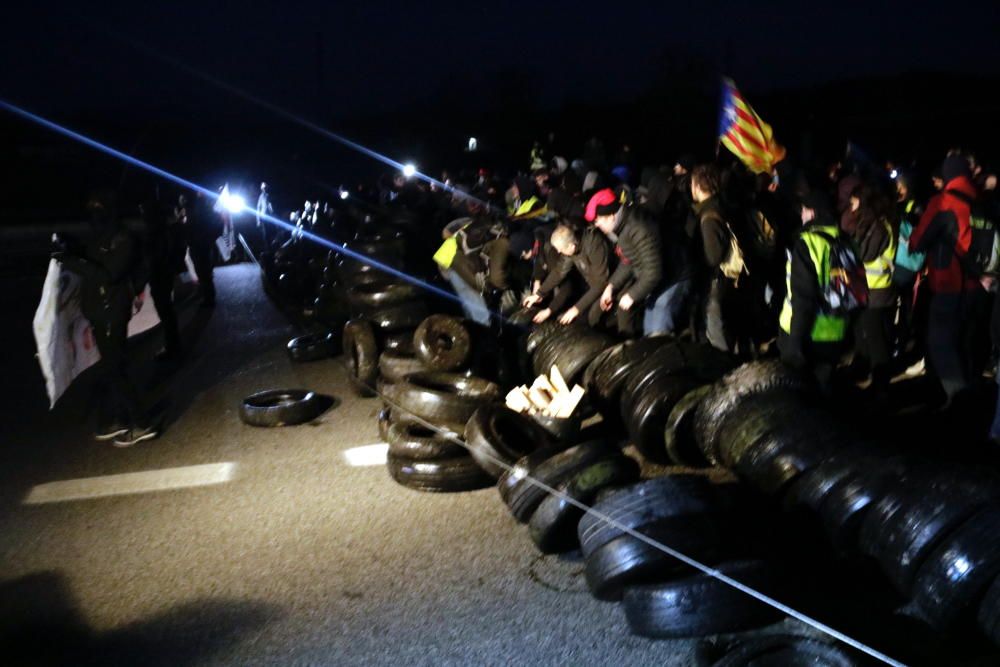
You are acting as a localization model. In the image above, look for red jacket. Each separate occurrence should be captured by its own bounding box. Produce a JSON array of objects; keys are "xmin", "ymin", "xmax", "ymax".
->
[{"xmin": 909, "ymin": 175, "xmax": 979, "ymax": 294}]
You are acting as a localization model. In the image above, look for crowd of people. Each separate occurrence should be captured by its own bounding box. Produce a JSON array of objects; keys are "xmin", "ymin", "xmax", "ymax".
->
[
  {"xmin": 60, "ymin": 135, "xmax": 1000, "ymax": 447},
  {"xmin": 418, "ymin": 142, "xmax": 999, "ymax": 428}
]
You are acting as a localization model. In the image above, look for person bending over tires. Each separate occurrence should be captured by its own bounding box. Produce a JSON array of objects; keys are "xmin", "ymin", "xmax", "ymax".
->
[{"xmin": 522, "ymin": 223, "xmax": 611, "ymax": 326}]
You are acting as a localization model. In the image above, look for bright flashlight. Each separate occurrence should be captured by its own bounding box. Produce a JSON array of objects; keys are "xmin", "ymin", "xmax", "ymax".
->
[
  {"xmin": 402, "ymin": 163, "xmax": 416, "ymax": 179},
  {"xmin": 890, "ymin": 169, "xmax": 899, "ymax": 180},
  {"xmin": 339, "ymin": 189, "xmax": 349, "ymax": 200},
  {"xmin": 220, "ymin": 191, "xmax": 246, "ymax": 214}
]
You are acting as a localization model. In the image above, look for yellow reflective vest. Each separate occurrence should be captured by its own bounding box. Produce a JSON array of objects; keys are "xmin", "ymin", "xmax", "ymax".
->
[
  {"xmin": 863, "ymin": 220, "xmax": 896, "ymax": 291},
  {"xmin": 779, "ymin": 224, "xmax": 847, "ymax": 343}
]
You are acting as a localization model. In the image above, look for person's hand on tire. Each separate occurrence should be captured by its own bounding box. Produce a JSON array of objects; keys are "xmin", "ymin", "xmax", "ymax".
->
[
  {"xmin": 600, "ymin": 285, "xmax": 614, "ymax": 311},
  {"xmin": 523, "ymin": 293, "xmax": 542, "ymax": 308},
  {"xmin": 558, "ymin": 306, "xmax": 580, "ymax": 325},
  {"xmin": 533, "ymin": 308, "xmax": 553, "ymax": 324},
  {"xmin": 618, "ymin": 293, "xmax": 634, "ymax": 312},
  {"xmin": 474, "ymin": 272, "xmax": 488, "ymax": 292}
]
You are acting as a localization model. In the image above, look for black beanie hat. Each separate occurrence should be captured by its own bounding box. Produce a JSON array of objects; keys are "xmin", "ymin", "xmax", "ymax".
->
[{"xmin": 941, "ymin": 154, "xmax": 971, "ymax": 183}]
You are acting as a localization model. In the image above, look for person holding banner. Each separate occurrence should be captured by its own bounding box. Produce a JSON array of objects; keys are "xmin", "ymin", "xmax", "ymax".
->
[{"xmin": 56, "ymin": 190, "xmax": 159, "ymax": 447}]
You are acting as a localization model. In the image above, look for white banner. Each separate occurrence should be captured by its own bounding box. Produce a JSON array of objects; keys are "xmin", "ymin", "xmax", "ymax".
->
[{"xmin": 33, "ymin": 259, "xmax": 161, "ymax": 409}]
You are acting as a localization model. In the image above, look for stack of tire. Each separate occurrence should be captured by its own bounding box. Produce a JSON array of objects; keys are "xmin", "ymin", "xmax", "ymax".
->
[
  {"xmin": 581, "ymin": 338, "xmax": 737, "ymax": 464},
  {"xmin": 684, "ymin": 359, "xmax": 1000, "ymax": 649},
  {"xmin": 379, "ymin": 370, "xmax": 501, "ymax": 492},
  {"xmin": 340, "ymin": 228, "xmax": 433, "ymax": 397}
]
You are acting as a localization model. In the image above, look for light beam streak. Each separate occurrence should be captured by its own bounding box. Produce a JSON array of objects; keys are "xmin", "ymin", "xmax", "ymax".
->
[{"xmin": 0, "ymin": 100, "xmax": 465, "ymax": 307}]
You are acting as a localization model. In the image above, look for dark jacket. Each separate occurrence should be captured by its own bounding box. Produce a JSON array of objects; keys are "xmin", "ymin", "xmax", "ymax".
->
[
  {"xmin": 910, "ymin": 175, "xmax": 980, "ymax": 294},
  {"xmin": 693, "ymin": 196, "xmax": 731, "ymax": 272},
  {"xmin": 854, "ymin": 215, "xmax": 895, "ymax": 308},
  {"xmin": 62, "ymin": 223, "xmax": 137, "ymax": 324},
  {"xmin": 608, "ymin": 206, "xmax": 663, "ymax": 303},
  {"xmin": 536, "ymin": 227, "xmax": 611, "ymax": 313},
  {"xmin": 785, "ymin": 215, "xmax": 839, "ymax": 352}
]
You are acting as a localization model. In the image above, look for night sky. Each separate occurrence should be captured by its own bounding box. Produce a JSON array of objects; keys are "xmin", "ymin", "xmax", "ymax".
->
[{"xmin": 5, "ymin": 1, "xmax": 1000, "ymax": 122}]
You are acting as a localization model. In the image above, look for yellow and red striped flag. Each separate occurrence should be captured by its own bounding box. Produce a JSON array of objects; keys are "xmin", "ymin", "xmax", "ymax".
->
[{"xmin": 719, "ymin": 78, "xmax": 786, "ymax": 174}]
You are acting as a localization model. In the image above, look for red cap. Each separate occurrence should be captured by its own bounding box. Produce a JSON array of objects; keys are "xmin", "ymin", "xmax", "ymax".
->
[{"xmin": 585, "ymin": 188, "xmax": 621, "ymax": 222}]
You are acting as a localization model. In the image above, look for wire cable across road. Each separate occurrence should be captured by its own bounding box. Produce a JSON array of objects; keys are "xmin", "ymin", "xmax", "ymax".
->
[{"xmin": 360, "ymin": 365, "xmax": 908, "ymax": 667}]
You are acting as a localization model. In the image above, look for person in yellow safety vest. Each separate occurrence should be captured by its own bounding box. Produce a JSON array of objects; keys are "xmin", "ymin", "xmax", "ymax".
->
[
  {"xmin": 847, "ymin": 184, "xmax": 897, "ymax": 396},
  {"xmin": 778, "ymin": 189, "xmax": 847, "ymax": 393},
  {"xmin": 507, "ymin": 176, "xmax": 547, "ymax": 220}
]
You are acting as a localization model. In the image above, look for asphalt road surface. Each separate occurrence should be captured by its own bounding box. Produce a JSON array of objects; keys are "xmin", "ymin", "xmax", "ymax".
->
[{"xmin": 2, "ymin": 263, "xmax": 991, "ymax": 667}]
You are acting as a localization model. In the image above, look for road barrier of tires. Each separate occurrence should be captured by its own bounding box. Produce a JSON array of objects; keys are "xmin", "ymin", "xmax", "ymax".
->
[{"xmin": 253, "ymin": 202, "xmax": 1000, "ymax": 664}]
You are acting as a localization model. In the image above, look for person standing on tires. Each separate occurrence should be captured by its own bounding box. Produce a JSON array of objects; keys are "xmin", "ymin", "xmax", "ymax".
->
[
  {"xmin": 777, "ymin": 190, "xmax": 848, "ymax": 393},
  {"xmin": 522, "ymin": 223, "xmax": 610, "ymax": 326},
  {"xmin": 57, "ymin": 190, "xmax": 159, "ymax": 446},
  {"xmin": 588, "ymin": 188, "xmax": 664, "ymax": 337},
  {"xmin": 690, "ymin": 165, "xmax": 747, "ymax": 352}
]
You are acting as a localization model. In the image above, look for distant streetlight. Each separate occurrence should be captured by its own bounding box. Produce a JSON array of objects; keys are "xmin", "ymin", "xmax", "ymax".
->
[
  {"xmin": 402, "ymin": 163, "xmax": 417, "ymax": 179},
  {"xmin": 468, "ymin": 137, "xmax": 478, "ymax": 152}
]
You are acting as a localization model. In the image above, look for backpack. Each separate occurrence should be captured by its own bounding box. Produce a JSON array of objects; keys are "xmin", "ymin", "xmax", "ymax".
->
[
  {"xmin": 963, "ymin": 203, "xmax": 1000, "ymax": 277},
  {"xmin": 746, "ymin": 208, "xmax": 779, "ymax": 262},
  {"xmin": 813, "ymin": 230, "xmax": 868, "ymax": 314},
  {"xmin": 704, "ymin": 210, "xmax": 748, "ymax": 285}
]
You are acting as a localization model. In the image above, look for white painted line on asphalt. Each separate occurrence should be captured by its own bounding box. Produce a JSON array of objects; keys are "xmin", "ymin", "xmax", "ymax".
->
[
  {"xmin": 22, "ymin": 462, "xmax": 238, "ymax": 505},
  {"xmin": 343, "ymin": 443, "xmax": 389, "ymax": 467}
]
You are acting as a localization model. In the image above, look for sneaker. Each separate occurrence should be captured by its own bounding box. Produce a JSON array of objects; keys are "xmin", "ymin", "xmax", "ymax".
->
[
  {"xmin": 94, "ymin": 422, "xmax": 129, "ymax": 441},
  {"xmin": 112, "ymin": 425, "xmax": 160, "ymax": 448},
  {"xmin": 903, "ymin": 358, "xmax": 926, "ymax": 378}
]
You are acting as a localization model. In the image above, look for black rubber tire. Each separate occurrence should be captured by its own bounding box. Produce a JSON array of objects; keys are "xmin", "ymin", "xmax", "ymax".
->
[
  {"xmin": 530, "ymin": 413, "xmax": 582, "ymax": 442},
  {"xmin": 782, "ymin": 447, "xmax": 881, "ymax": 513},
  {"xmin": 525, "ymin": 321, "xmax": 563, "ymax": 354},
  {"xmin": 347, "ymin": 282, "xmax": 422, "ymax": 311},
  {"xmin": 383, "ymin": 371, "xmax": 500, "ymax": 430},
  {"xmin": 912, "ymin": 504, "xmax": 1000, "ymax": 629},
  {"xmin": 618, "ymin": 342, "xmax": 736, "ymax": 415},
  {"xmin": 818, "ymin": 463, "xmax": 903, "ymax": 552},
  {"xmin": 714, "ymin": 389, "xmax": 805, "ymax": 470},
  {"xmin": 506, "ymin": 440, "xmax": 623, "ymax": 523},
  {"xmin": 622, "ymin": 560, "xmax": 785, "ymax": 639},
  {"xmin": 584, "ymin": 514, "xmax": 732, "ymax": 601},
  {"xmin": 592, "ymin": 338, "xmax": 675, "ymax": 405},
  {"xmin": 367, "ymin": 302, "xmax": 429, "ymax": 333},
  {"xmin": 386, "ymin": 422, "xmax": 464, "ymax": 460},
  {"xmin": 464, "ymin": 405, "xmax": 553, "ymax": 478},
  {"xmin": 710, "ymin": 635, "xmax": 857, "ymax": 667},
  {"xmin": 976, "ymin": 572, "xmax": 1000, "ymax": 646},
  {"xmin": 694, "ymin": 360, "xmax": 809, "ymax": 466},
  {"xmin": 287, "ymin": 332, "xmax": 338, "ymax": 363},
  {"xmin": 239, "ymin": 389, "xmax": 330, "ymax": 427},
  {"xmin": 378, "ymin": 351, "xmax": 428, "ymax": 384},
  {"xmin": 414, "ymin": 315, "xmax": 472, "ymax": 371},
  {"xmin": 377, "ymin": 407, "xmax": 392, "ymax": 441},
  {"xmin": 343, "ymin": 319, "xmax": 378, "ymax": 397},
  {"xmin": 542, "ymin": 333, "xmax": 616, "ymax": 385},
  {"xmin": 497, "ymin": 444, "xmax": 576, "ymax": 507},
  {"xmin": 862, "ymin": 473, "xmax": 1000, "ymax": 594},
  {"xmin": 663, "ymin": 385, "xmax": 713, "ymax": 467},
  {"xmin": 577, "ymin": 476, "xmax": 718, "ymax": 558},
  {"xmin": 382, "ymin": 330, "xmax": 415, "ymax": 355},
  {"xmin": 733, "ymin": 421, "xmax": 842, "ymax": 496},
  {"xmin": 624, "ymin": 374, "xmax": 703, "ymax": 464},
  {"xmin": 582, "ymin": 342, "xmax": 626, "ymax": 395},
  {"xmin": 528, "ymin": 457, "xmax": 641, "ymax": 554},
  {"xmin": 386, "ymin": 453, "xmax": 493, "ymax": 493}
]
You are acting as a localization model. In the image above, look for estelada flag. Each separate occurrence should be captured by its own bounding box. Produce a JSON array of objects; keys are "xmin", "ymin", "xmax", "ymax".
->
[{"xmin": 719, "ymin": 78, "xmax": 786, "ymax": 174}]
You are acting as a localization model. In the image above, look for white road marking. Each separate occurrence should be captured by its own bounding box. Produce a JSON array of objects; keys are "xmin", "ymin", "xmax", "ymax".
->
[
  {"xmin": 23, "ymin": 462, "xmax": 238, "ymax": 504},
  {"xmin": 343, "ymin": 443, "xmax": 389, "ymax": 467}
]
